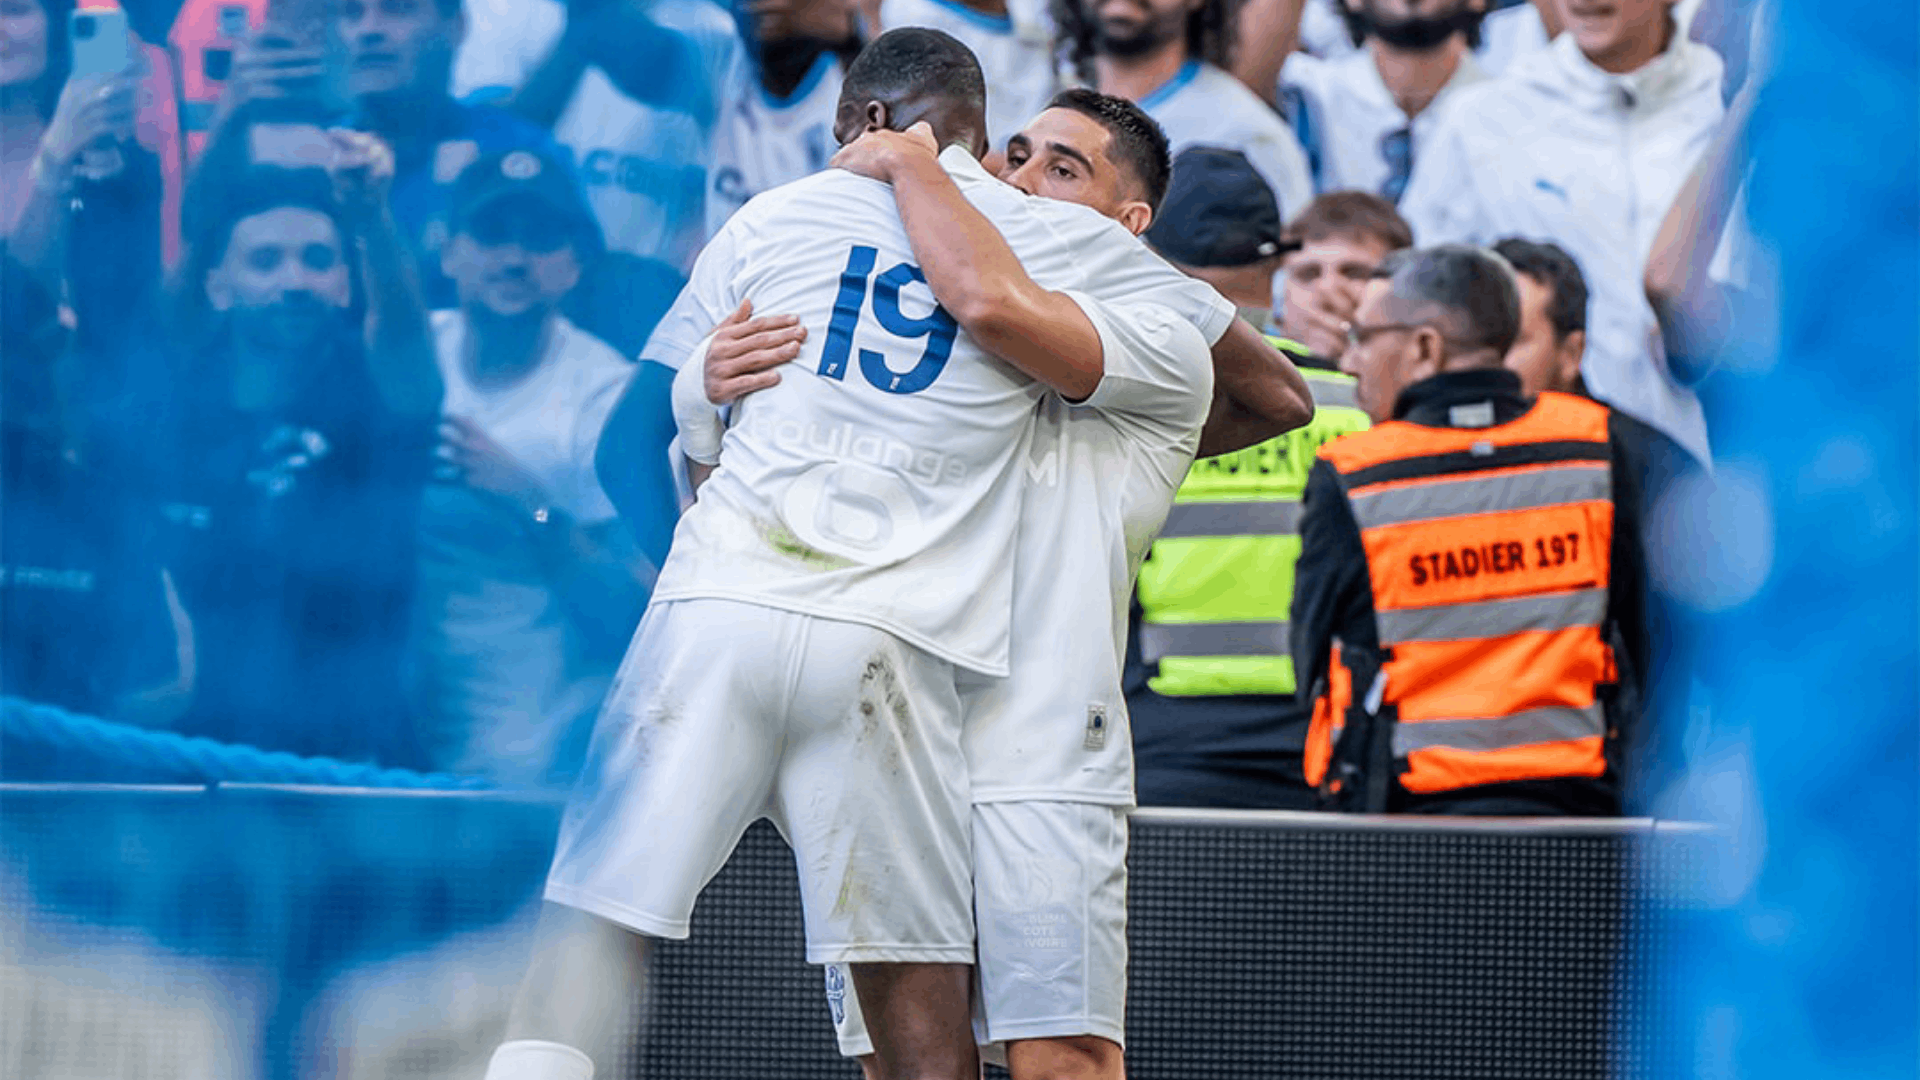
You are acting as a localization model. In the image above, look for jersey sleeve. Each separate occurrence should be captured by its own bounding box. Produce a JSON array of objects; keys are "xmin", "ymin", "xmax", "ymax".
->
[
  {"xmin": 1055, "ymin": 208, "xmax": 1238, "ymax": 346},
  {"xmin": 1070, "ymin": 294, "xmax": 1216, "ymax": 442},
  {"xmin": 637, "ymin": 212, "xmax": 747, "ymax": 369}
]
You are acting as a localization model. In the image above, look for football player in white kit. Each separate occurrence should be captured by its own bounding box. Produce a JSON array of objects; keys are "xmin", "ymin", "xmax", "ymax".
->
[
  {"xmin": 482, "ymin": 30, "xmax": 1295, "ymax": 1080},
  {"xmin": 688, "ymin": 93, "xmax": 1314, "ymax": 1080}
]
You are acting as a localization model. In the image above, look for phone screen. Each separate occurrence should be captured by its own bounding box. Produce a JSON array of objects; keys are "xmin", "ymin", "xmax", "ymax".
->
[
  {"xmin": 249, "ymin": 123, "xmax": 337, "ymax": 169},
  {"xmin": 68, "ymin": 8, "xmax": 135, "ymax": 80}
]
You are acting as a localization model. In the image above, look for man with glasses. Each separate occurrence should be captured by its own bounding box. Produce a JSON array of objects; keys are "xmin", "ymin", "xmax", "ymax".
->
[{"xmin": 1292, "ymin": 244, "xmax": 1650, "ymax": 816}]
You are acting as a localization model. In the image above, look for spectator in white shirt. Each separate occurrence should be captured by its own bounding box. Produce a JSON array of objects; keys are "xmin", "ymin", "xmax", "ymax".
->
[
  {"xmin": 1054, "ymin": 0, "xmax": 1314, "ymax": 221},
  {"xmin": 1265, "ymin": 0, "xmax": 1495, "ymax": 201},
  {"xmin": 408, "ymin": 148, "xmax": 653, "ymax": 787},
  {"xmin": 1396, "ymin": 0, "xmax": 1724, "ymax": 466},
  {"xmin": 1263, "ymin": 0, "xmax": 1551, "ymax": 76}
]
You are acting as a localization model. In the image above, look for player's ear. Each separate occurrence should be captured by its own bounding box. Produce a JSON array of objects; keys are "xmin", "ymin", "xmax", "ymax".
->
[
  {"xmin": 864, "ymin": 100, "xmax": 892, "ymax": 134},
  {"xmin": 1114, "ymin": 200, "xmax": 1153, "ymax": 237}
]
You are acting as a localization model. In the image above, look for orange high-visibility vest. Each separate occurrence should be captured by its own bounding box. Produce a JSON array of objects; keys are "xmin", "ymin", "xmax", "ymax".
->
[{"xmin": 1304, "ymin": 391, "xmax": 1618, "ymax": 796}]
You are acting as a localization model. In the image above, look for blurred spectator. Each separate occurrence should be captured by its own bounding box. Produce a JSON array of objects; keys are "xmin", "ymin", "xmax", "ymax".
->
[
  {"xmin": 1262, "ymin": 0, "xmax": 1492, "ymax": 201},
  {"xmin": 406, "ymin": 149, "xmax": 650, "ymax": 785},
  {"xmin": 335, "ymin": 0, "xmax": 573, "ymax": 308},
  {"xmin": 1054, "ymin": 0, "xmax": 1313, "ymax": 227},
  {"xmin": 508, "ymin": 0, "xmax": 742, "ymax": 354},
  {"xmin": 1396, "ymin": 0, "xmax": 1724, "ymax": 467},
  {"xmin": 1268, "ymin": 0, "xmax": 1548, "ymax": 77},
  {"xmin": 2, "ymin": 0, "xmax": 160, "ymax": 301},
  {"xmin": 706, "ymin": 0, "xmax": 865, "ymax": 231},
  {"xmin": 1274, "ymin": 190, "xmax": 1413, "ymax": 359},
  {"xmin": 878, "ymin": 0, "xmax": 1057, "ymax": 158},
  {"xmin": 1295, "ymin": 245, "xmax": 1648, "ymax": 815},
  {"xmin": 154, "ymin": 153, "xmax": 438, "ymax": 763},
  {"xmin": 1642, "ymin": 31, "xmax": 1762, "ymax": 381},
  {"xmin": 1491, "ymin": 236, "xmax": 1586, "ymax": 397},
  {"xmin": 1, "ymin": 255, "xmax": 188, "ymax": 728},
  {"xmin": 1129, "ymin": 167, "xmax": 1383, "ymax": 810}
]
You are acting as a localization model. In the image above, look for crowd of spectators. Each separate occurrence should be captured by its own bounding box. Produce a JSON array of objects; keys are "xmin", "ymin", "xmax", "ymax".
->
[{"xmin": 0, "ymin": 0, "xmax": 1764, "ymax": 809}]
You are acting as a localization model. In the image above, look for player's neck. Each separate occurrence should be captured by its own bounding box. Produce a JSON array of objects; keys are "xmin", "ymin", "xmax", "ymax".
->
[
  {"xmin": 463, "ymin": 310, "xmax": 554, "ymax": 389},
  {"xmin": 1369, "ymin": 34, "xmax": 1466, "ymax": 118},
  {"xmin": 1095, "ymin": 43, "xmax": 1191, "ymax": 104}
]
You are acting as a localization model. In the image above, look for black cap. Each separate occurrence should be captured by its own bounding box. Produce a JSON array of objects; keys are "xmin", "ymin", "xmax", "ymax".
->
[
  {"xmin": 449, "ymin": 148, "xmax": 601, "ymax": 249},
  {"xmin": 1145, "ymin": 146, "xmax": 1299, "ymax": 268}
]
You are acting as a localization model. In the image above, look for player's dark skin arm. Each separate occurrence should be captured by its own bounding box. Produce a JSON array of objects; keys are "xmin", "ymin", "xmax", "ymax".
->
[
  {"xmin": 832, "ymin": 125, "xmax": 1107, "ymax": 401},
  {"xmin": 1198, "ymin": 318, "xmax": 1315, "ymax": 455}
]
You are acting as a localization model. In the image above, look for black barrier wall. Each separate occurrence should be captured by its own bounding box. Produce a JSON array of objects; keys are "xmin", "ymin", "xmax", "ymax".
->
[{"xmin": 0, "ymin": 787, "xmax": 1710, "ymax": 1079}]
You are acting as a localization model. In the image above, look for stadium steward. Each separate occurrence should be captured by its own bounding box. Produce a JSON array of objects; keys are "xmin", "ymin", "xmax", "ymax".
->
[
  {"xmin": 1293, "ymin": 244, "xmax": 1650, "ymax": 816},
  {"xmin": 406, "ymin": 148, "xmax": 650, "ymax": 787},
  {"xmin": 1396, "ymin": 0, "xmax": 1725, "ymax": 467},
  {"xmin": 1132, "ymin": 170, "xmax": 1381, "ymax": 810}
]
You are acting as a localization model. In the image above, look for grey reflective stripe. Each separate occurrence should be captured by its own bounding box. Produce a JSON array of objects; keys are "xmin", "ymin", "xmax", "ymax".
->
[
  {"xmin": 1158, "ymin": 500, "xmax": 1303, "ymax": 540},
  {"xmin": 1375, "ymin": 588, "xmax": 1608, "ymax": 645},
  {"xmin": 1138, "ymin": 621, "xmax": 1290, "ymax": 663},
  {"xmin": 1306, "ymin": 375, "xmax": 1359, "ymax": 411},
  {"xmin": 1391, "ymin": 703, "xmax": 1606, "ymax": 755},
  {"xmin": 1349, "ymin": 463, "xmax": 1611, "ymax": 530}
]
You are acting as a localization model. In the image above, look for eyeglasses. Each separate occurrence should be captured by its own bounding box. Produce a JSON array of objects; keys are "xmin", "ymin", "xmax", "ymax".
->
[
  {"xmin": 1344, "ymin": 320, "xmax": 1424, "ymax": 352},
  {"xmin": 1344, "ymin": 320, "xmax": 1486, "ymax": 354}
]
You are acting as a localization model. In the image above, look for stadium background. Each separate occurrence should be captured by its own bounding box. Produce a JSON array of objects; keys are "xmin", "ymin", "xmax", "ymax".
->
[{"xmin": 1, "ymin": 0, "xmax": 1916, "ymax": 1076}]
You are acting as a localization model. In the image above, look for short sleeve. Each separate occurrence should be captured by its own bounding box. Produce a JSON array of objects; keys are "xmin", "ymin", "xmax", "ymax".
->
[
  {"xmin": 638, "ymin": 213, "xmax": 747, "ymax": 369},
  {"xmin": 1053, "ymin": 207, "xmax": 1237, "ymax": 345},
  {"xmin": 1071, "ymin": 295, "xmax": 1216, "ymax": 442}
]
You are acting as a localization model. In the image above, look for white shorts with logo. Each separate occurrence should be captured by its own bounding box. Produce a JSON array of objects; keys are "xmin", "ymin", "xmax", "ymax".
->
[
  {"xmin": 825, "ymin": 801, "xmax": 1130, "ymax": 1056},
  {"xmin": 544, "ymin": 598, "xmax": 975, "ymax": 964}
]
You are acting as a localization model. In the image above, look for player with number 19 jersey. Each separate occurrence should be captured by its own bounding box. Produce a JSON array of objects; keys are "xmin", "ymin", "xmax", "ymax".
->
[{"xmin": 643, "ymin": 147, "xmax": 1234, "ymax": 677}]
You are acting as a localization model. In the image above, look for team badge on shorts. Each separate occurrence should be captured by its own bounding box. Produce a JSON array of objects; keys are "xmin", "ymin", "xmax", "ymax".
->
[{"xmin": 824, "ymin": 964, "xmax": 848, "ymax": 1024}]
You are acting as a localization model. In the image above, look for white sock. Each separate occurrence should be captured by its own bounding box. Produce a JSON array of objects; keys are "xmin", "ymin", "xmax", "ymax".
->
[{"xmin": 483, "ymin": 1039, "xmax": 595, "ymax": 1080}]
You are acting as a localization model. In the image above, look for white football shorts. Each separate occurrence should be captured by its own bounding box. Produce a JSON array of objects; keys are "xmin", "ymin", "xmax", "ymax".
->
[
  {"xmin": 544, "ymin": 598, "xmax": 975, "ymax": 964},
  {"xmin": 826, "ymin": 801, "xmax": 1130, "ymax": 1056}
]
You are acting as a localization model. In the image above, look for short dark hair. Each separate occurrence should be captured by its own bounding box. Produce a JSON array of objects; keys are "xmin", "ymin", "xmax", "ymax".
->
[
  {"xmin": 1284, "ymin": 190, "xmax": 1414, "ymax": 252},
  {"xmin": 1377, "ymin": 244, "xmax": 1521, "ymax": 356},
  {"xmin": 1054, "ymin": 0, "xmax": 1239, "ymax": 84},
  {"xmin": 839, "ymin": 28, "xmax": 985, "ymax": 118},
  {"xmin": 1492, "ymin": 237, "xmax": 1589, "ymax": 341},
  {"xmin": 1044, "ymin": 88, "xmax": 1172, "ymax": 211}
]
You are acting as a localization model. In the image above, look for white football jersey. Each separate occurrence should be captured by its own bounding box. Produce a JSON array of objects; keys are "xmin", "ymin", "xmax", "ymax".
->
[
  {"xmin": 553, "ymin": 0, "xmax": 745, "ymax": 271},
  {"xmin": 646, "ymin": 148, "xmax": 1233, "ymax": 676},
  {"xmin": 706, "ymin": 51, "xmax": 846, "ymax": 236},
  {"xmin": 962, "ymin": 299, "xmax": 1214, "ymax": 805},
  {"xmin": 878, "ymin": 0, "xmax": 1059, "ymax": 151}
]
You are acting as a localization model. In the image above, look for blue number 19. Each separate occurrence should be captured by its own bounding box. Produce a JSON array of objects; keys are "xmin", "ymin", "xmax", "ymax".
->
[{"xmin": 818, "ymin": 245, "xmax": 958, "ymax": 395}]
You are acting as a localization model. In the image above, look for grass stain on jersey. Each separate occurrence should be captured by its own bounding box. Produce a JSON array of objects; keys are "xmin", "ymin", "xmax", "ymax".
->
[{"xmin": 763, "ymin": 523, "xmax": 854, "ymax": 570}]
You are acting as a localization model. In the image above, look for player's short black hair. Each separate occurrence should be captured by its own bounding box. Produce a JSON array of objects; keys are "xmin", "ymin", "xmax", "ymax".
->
[
  {"xmin": 1492, "ymin": 237, "xmax": 1589, "ymax": 341},
  {"xmin": 839, "ymin": 28, "xmax": 985, "ymax": 116},
  {"xmin": 1044, "ymin": 88, "xmax": 1172, "ymax": 212},
  {"xmin": 1376, "ymin": 244, "xmax": 1521, "ymax": 356}
]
